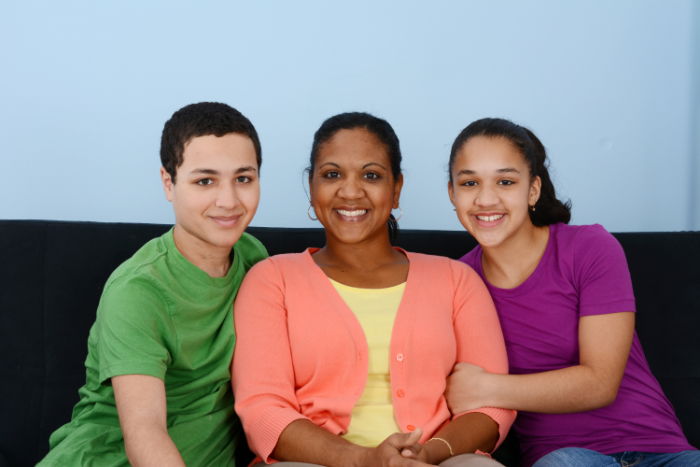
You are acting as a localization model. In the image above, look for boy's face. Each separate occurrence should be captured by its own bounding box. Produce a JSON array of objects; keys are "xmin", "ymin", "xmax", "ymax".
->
[{"xmin": 161, "ymin": 133, "xmax": 260, "ymax": 257}]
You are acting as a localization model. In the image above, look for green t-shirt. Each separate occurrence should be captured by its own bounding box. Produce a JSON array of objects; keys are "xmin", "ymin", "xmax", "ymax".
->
[{"xmin": 39, "ymin": 228, "xmax": 267, "ymax": 467}]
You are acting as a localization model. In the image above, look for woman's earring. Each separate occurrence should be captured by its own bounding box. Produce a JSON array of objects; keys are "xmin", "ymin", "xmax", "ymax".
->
[
  {"xmin": 530, "ymin": 204, "xmax": 536, "ymax": 212},
  {"xmin": 392, "ymin": 206, "xmax": 403, "ymax": 221},
  {"xmin": 307, "ymin": 205, "xmax": 318, "ymax": 221}
]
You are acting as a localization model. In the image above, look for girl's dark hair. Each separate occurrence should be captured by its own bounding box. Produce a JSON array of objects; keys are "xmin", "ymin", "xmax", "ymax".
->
[
  {"xmin": 308, "ymin": 112, "xmax": 402, "ymax": 242},
  {"xmin": 449, "ymin": 117, "xmax": 571, "ymax": 226}
]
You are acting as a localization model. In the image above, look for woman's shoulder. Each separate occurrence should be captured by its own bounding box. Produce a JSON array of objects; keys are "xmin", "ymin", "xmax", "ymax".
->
[{"xmin": 243, "ymin": 250, "xmax": 315, "ymax": 280}]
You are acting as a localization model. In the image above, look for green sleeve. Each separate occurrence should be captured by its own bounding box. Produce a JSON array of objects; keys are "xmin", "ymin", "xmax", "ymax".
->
[{"xmin": 96, "ymin": 276, "xmax": 174, "ymax": 383}]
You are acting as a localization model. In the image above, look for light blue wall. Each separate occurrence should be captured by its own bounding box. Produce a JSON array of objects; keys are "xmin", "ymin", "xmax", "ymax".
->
[{"xmin": 1, "ymin": 0, "xmax": 696, "ymax": 232}]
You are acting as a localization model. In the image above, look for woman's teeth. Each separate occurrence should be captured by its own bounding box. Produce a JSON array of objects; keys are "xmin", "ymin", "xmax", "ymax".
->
[{"xmin": 337, "ymin": 209, "xmax": 367, "ymax": 217}]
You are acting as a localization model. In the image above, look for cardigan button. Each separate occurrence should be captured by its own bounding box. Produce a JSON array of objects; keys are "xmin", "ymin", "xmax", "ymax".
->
[
  {"xmin": 396, "ymin": 389, "xmax": 406, "ymax": 398},
  {"xmin": 396, "ymin": 353, "xmax": 404, "ymax": 362},
  {"xmin": 406, "ymin": 424, "xmax": 416, "ymax": 431}
]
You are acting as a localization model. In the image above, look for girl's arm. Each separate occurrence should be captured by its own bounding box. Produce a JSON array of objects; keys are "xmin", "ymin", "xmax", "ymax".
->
[{"xmin": 447, "ymin": 311, "xmax": 635, "ymax": 413}]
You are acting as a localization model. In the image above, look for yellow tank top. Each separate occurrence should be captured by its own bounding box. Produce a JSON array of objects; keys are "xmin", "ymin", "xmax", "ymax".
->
[{"xmin": 330, "ymin": 278, "xmax": 406, "ymax": 447}]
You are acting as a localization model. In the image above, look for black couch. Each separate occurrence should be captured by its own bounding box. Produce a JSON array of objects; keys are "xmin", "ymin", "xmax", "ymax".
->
[{"xmin": 1, "ymin": 219, "xmax": 698, "ymax": 466}]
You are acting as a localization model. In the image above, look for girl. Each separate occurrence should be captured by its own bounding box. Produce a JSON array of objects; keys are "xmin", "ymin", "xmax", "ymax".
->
[{"xmin": 446, "ymin": 117, "xmax": 698, "ymax": 467}]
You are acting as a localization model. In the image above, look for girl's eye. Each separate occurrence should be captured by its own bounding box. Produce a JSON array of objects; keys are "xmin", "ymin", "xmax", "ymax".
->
[
  {"xmin": 322, "ymin": 171, "xmax": 340, "ymax": 179},
  {"xmin": 196, "ymin": 178, "xmax": 213, "ymax": 186},
  {"xmin": 499, "ymin": 179, "xmax": 515, "ymax": 186},
  {"xmin": 461, "ymin": 180, "xmax": 477, "ymax": 187}
]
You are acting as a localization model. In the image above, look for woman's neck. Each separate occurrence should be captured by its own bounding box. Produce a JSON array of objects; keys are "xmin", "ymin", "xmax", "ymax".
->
[
  {"xmin": 313, "ymin": 234, "xmax": 408, "ymax": 288},
  {"xmin": 481, "ymin": 223, "xmax": 550, "ymax": 289}
]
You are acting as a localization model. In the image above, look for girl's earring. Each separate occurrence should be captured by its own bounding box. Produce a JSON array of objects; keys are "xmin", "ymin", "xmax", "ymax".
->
[{"xmin": 392, "ymin": 206, "xmax": 403, "ymax": 221}]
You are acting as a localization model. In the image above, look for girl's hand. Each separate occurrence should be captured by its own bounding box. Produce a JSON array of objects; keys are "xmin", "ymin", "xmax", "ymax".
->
[{"xmin": 446, "ymin": 362, "xmax": 491, "ymax": 413}]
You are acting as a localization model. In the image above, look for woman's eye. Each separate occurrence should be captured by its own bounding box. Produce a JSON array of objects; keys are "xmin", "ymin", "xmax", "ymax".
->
[
  {"xmin": 323, "ymin": 171, "xmax": 340, "ymax": 179},
  {"xmin": 364, "ymin": 172, "xmax": 380, "ymax": 180},
  {"xmin": 196, "ymin": 178, "xmax": 213, "ymax": 186}
]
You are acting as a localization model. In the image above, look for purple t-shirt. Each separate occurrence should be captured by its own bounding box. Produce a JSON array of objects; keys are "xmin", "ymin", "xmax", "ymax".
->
[{"xmin": 461, "ymin": 223, "xmax": 693, "ymax": 466}]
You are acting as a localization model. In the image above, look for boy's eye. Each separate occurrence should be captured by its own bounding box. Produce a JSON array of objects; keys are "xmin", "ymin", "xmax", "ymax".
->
[
  {"xmin": 196, "ymin": 178, "xmax": 213, "ymax": 186},
  {"xmin": 236, "ymin": 176, "xmax": 252, "ymax": 183}
]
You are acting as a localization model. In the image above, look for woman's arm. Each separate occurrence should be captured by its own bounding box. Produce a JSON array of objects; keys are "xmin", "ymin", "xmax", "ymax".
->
[
  {"xmin": 113, "ymin": 374, "xmax": 185, "ymax": 467},
  {"xmin": 447, "ymin": 311, "xmax": 635, "ymax": 413},
  {"xmin": 412, "ymin": 413, "xmax": 499, "ymax": 464},
  {"xmin": 447, "ymin": 262, "xmax": 516, "ymax": 450}
]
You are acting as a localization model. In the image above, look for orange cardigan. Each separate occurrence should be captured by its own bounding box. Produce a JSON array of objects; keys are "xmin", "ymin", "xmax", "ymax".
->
[{"xmin": 232, "ymin": 248, "xmax": 515, "ymax": 462}]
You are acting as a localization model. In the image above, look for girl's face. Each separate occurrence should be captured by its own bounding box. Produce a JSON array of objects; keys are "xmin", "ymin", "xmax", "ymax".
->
[
  {"xmin": 449, "ymin": 135, "xmax": 541, "ymax": 249},
  {"xmin": 310, "ymin": 127, "xmax": 402, "ymax": 246}
]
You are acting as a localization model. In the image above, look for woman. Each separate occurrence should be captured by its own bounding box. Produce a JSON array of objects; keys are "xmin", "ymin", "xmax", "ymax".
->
[
  {"xmin": 233, "ymin": 112, "xmax": 515, "ymax": 466},
  {"xmin": 445, "ymin": 117, "xmax": 699, "ymax": 467}
]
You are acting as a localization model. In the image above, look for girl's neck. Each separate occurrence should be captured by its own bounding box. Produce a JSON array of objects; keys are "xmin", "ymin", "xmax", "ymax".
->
[{"xmin": 481, "ymin": 223, "xmax": 550, "ymax": 289}]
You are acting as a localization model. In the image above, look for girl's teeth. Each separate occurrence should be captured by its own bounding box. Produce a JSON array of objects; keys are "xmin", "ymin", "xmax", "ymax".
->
[{"xmin": 477, "ymin": 214, "xmax": 503, "ymax": 222}]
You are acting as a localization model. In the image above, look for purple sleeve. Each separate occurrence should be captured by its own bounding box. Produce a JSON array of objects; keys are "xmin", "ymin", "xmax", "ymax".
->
[{"xmin": 574, "ymin": 224, "xmax": 636, "ymax": 317}]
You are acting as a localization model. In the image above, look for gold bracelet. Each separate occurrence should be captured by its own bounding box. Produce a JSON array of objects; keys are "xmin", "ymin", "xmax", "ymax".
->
[{"xmin": 427, "ymin": 437, "xmax": 454, "ymax": 457}]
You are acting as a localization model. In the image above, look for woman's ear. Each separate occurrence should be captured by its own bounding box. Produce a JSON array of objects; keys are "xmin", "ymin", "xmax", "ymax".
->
[{"xmin": 393, "ymin": 174, "xmax": 404, "ymax": 208}]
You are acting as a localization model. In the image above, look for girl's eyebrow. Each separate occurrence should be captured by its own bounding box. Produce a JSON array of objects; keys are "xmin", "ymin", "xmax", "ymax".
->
[{"xmin": 456, "ymin": 168, "xmax": 521, "ymax": 176}]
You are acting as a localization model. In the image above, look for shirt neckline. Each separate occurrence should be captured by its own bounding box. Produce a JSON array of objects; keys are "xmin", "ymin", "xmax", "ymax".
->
[{"xmin": 476, "ymin": 223, "xmax": 557, "ymax": 297}]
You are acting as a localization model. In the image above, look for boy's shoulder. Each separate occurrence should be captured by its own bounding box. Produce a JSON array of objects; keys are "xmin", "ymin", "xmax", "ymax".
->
[
  {"xmin": 234, "ymin": 231, "xmax": 269, "ymax": 271},
  {"xmin": 104, "ymin": 231, "xmax": 171, "ymax": 292}
]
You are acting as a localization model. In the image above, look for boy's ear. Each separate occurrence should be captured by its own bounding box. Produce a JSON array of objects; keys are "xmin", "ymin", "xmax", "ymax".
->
[{"xmin": 160, "ymin": 167, "xmax": 174, "ymax": 202}]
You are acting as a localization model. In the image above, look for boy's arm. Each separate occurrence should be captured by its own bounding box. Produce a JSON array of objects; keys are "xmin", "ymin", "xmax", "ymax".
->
[{"xmin": 113, "ymin": 374, "xmax": 185, "ymax": 467}]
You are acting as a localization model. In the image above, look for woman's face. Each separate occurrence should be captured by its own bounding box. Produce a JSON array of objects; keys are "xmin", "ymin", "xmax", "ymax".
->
[
  {"xmin": 449, "ymin": 135, "xmax": 540, "ymax": 249},
  {"xmin": 310, "ymin": 127, "xmax": 402, "ymax": 246}
]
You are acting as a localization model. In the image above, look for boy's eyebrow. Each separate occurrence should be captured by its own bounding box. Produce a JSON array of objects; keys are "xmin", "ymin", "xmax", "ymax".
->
[
  {"xmin": 236, "ymin": 166, "xmax": 258, "ymax": 174},
  {"xmin": 189, "ymin": 166, "xmax": 258, "ymax": 176}
]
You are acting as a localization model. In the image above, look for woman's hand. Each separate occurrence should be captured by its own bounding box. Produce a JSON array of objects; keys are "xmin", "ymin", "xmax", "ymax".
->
[
  {"xmin": 446, "ymin": 362, "xmax": 492, "ymax": 413},
  {"xmin": 360, "ymin": 429, "xmax": 437, "ymax": 467}
]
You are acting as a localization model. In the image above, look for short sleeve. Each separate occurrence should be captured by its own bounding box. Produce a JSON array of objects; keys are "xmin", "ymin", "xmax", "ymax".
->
[
  {"xmin": 575, "ymin": 225, "xmax": 636, "ymax": 317},
  {"xmin": 96, "ymin": 276, "xmax": 174, "ymax": 383},
  {"xmin": 450, "ymin": 260, "xmax": 516, "ymax": 449}
]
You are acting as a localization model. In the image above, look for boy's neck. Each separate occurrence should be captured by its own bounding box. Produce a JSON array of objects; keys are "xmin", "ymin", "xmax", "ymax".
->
[{"xmin": 172, "ymin": 225, "xmax": 233, "ymax": 278}]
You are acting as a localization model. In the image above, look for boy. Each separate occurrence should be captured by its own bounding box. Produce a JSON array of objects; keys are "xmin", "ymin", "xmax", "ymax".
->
[{"xmin": 39, "ymin": 102, "xmax": 267, "ymax": 466}]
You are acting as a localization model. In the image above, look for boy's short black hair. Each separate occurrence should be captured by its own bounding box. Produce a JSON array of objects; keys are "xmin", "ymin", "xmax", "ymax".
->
[{"xmin": 160, "ymin": 102, "xmax": 262, "ymax": 182}]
